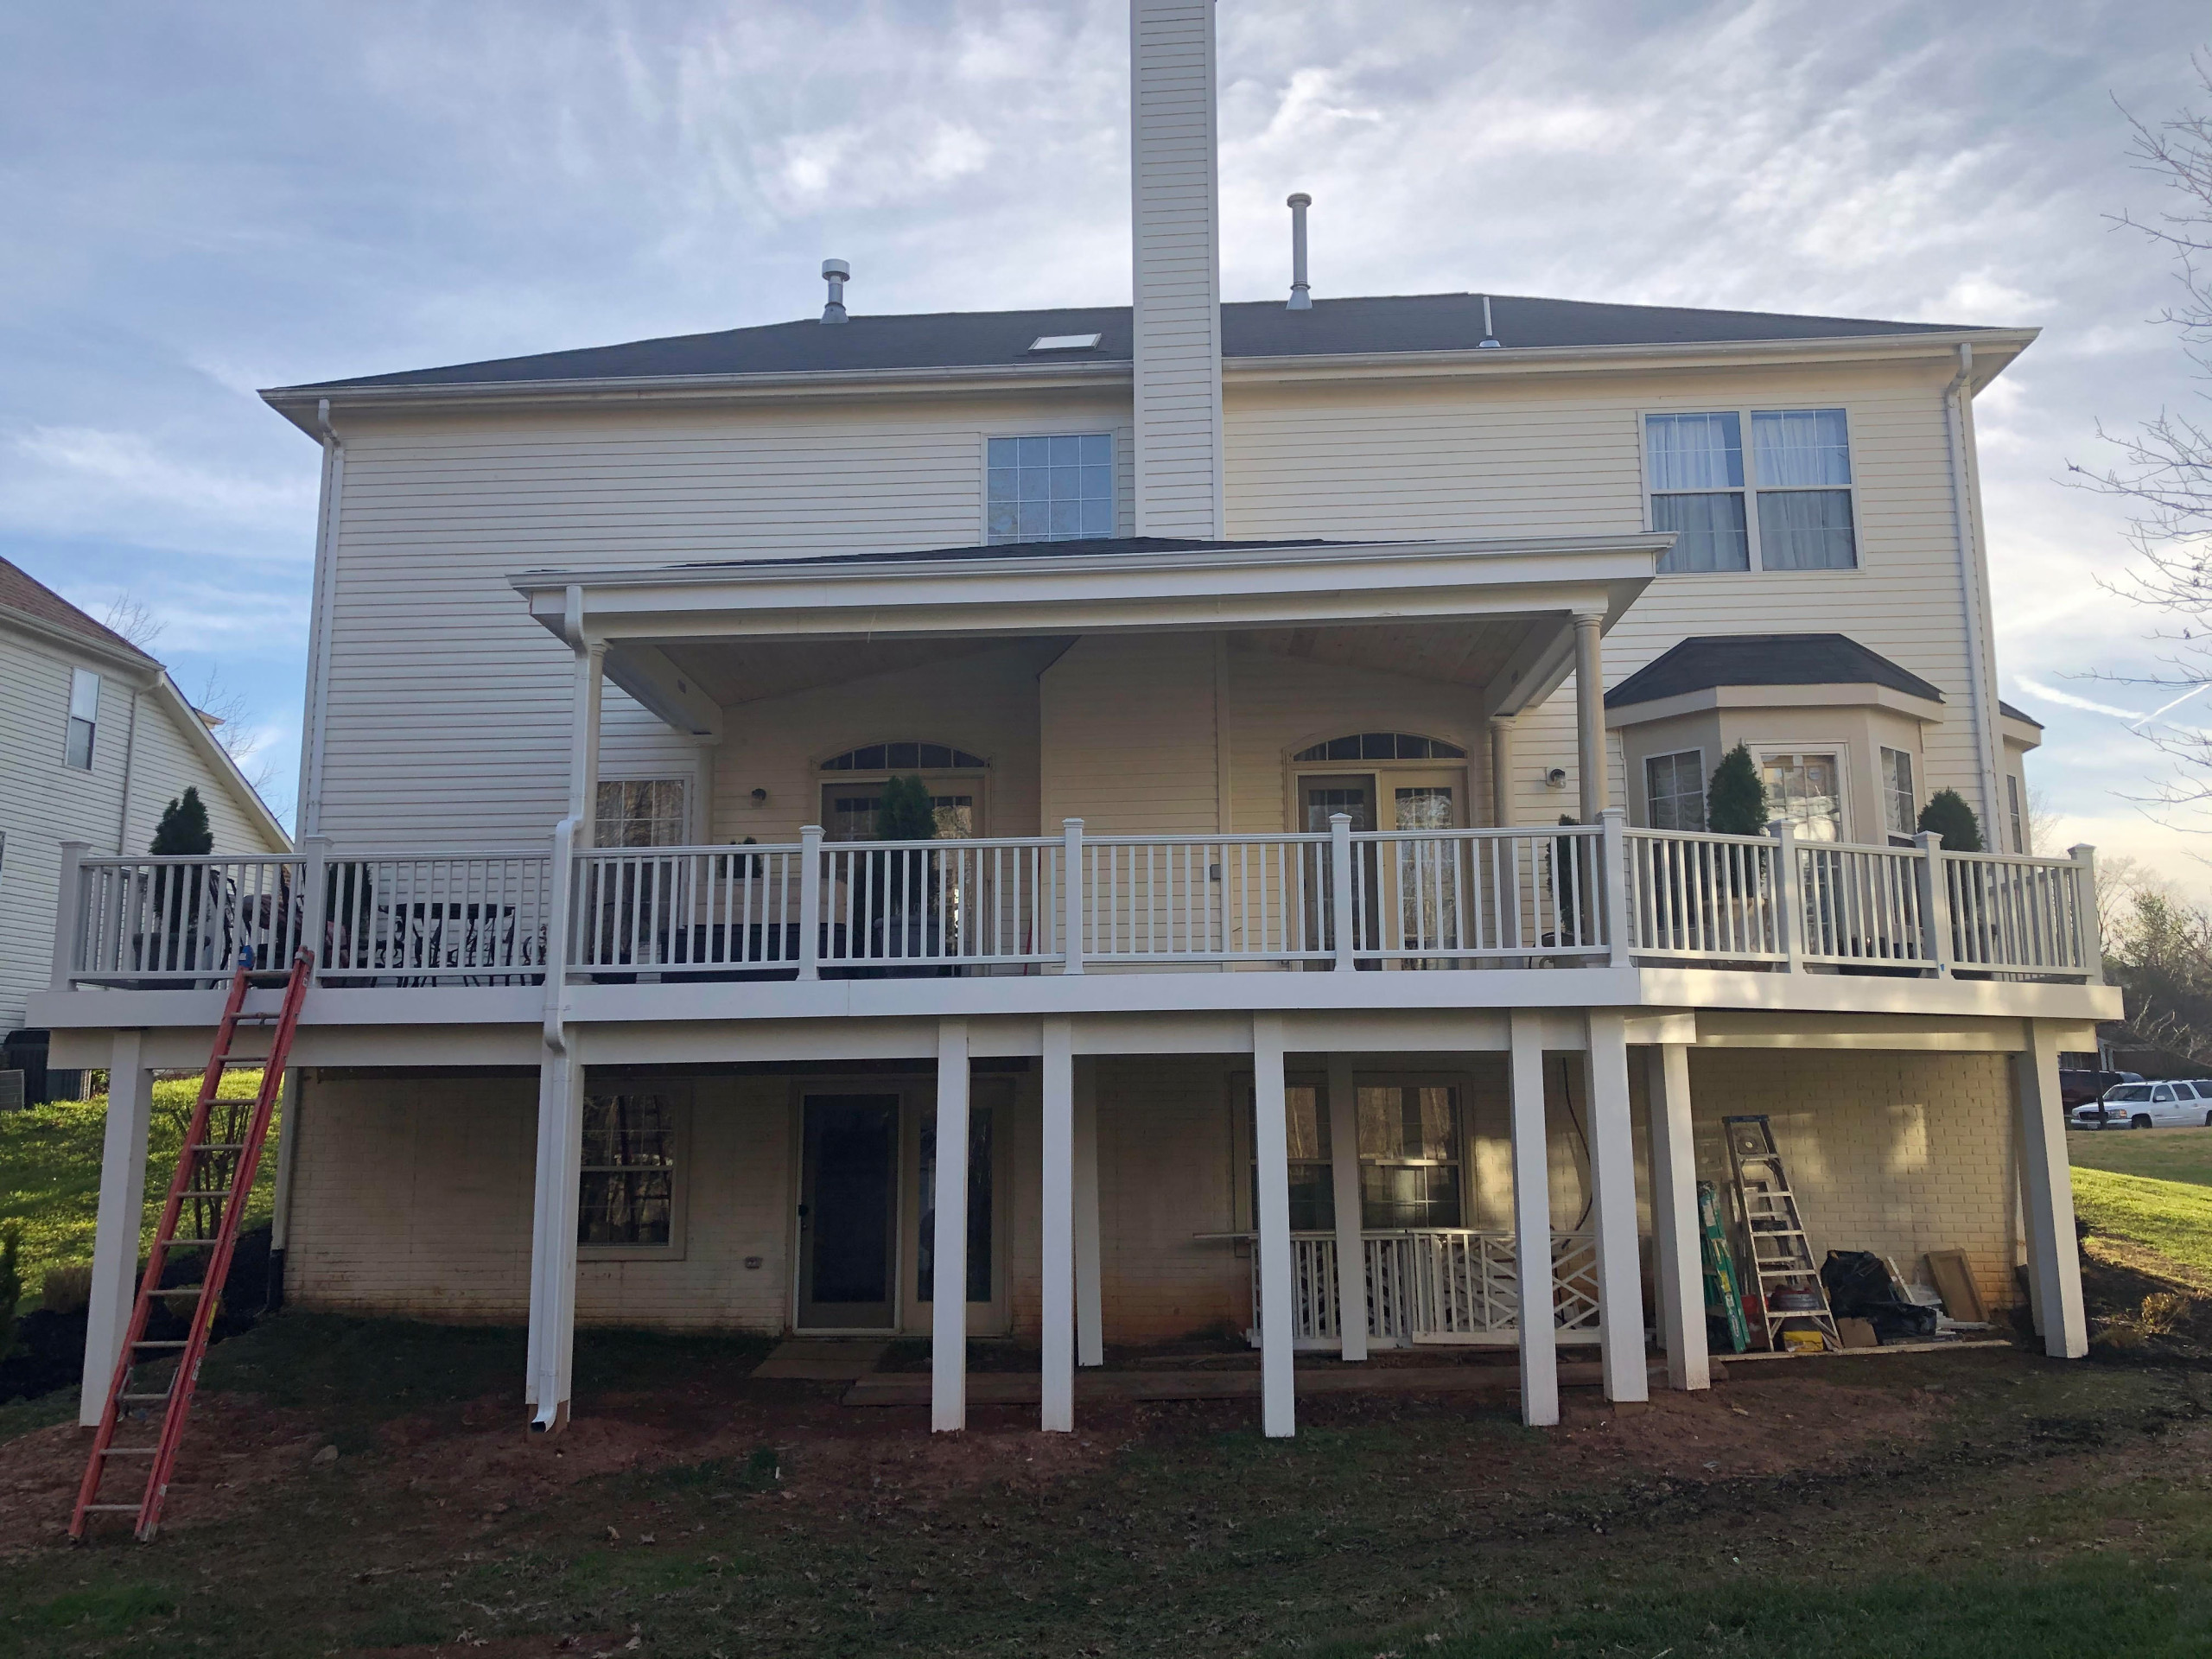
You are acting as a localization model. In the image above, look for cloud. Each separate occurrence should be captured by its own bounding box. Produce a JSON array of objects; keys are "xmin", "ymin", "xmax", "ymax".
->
[
  {"xmin": 3, "ymin": 425, "xmax": 316, "ymax": 551},
  {"xmin": 2012, "ymin": 676, "xmax": 2151, "ymax": 721}
]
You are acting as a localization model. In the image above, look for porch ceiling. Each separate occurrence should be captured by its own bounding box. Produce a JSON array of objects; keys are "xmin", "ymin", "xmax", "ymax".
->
[
  {"xmin": 1236, "ymin": 618, "xmax": 1532, "ymax": 689},
  {"xmin": 655, "ymin": 635, "xmax": 1034, "ymax": 709}
]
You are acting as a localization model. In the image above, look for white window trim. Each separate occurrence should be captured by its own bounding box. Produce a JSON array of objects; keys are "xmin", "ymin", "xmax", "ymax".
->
[
  {"xmin": 65, "ymin": 665, "xmax": 101, "ymax": 771},
  {"xmin": 1753, "ymin": 742, "xmax": 1853, "ymax": 842},
  {"xmin": 593, "ymin": 771, "xmax": 701, "ymax": 849},
  {"xmin": 976, "ymin": 425, "xmax": 1130, "ymax": 544},
  {"xmin": 576, "ymin": 1085, "xmax": 690, "ymax": 1262},
  {"xmin": 1637, "ymin": 404, "xmax": 1866, "ymax": 575},
  {"xmin": 1879, "ymin": 745, "xmax": 1920, "ymax": 844},
  {"xmin": 1642, "ymin": 746, "xmax": 1707, "ymax": 831}
]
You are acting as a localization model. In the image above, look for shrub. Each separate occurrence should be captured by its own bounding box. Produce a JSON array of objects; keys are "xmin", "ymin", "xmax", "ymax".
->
[
  {"xmin": 1706, "ymin": 744, "xmax": 1769, "ymax": 836},
  {"xmin": 874, "ymin": 776, "xmax": 938, "ymax": 842},
  {"xmin": 150, "ymin": 787, "xmax": 213, "ymax": 855},
  {"xmin": 1917, "ymin": 788, "xmax": 1984, "ymax": 852},
  {"xmin": 0, "ymin": 1224, "xmax": 22, "ymax": 1361}
]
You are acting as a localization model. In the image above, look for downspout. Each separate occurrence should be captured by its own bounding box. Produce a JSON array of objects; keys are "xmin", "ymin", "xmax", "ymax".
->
[
  {"xmin": 112, "ymin": 685, "xmax": 139, "ymax": 855},
  {"xmin": 297, "ymin": 398, "xmax": 346, "ymax": 836},
  {"xmin": 1942, "ymin": 344, "xmax": 2004, "ymax": 839}
]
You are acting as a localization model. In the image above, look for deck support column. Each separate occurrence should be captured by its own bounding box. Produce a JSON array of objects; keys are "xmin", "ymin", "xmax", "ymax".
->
[
  {"xmin": 1041, "ymin": 1018, "xmax": 1076, "ymax": 1432},
  {"xmin": 1487, "ymin": 715, "xmax": 1516, "ymax": 828},
  {"xmin": 1252, "ymin": 1015, "xmax": 1296, "ymax": 1438},
  {"xmin": 525, "ymin": 1030, "xmax": 584, "ymax": 1431},
  {"xmin": 1325, "ymin": 1052, "xmax": 1367, "ymax": 1360},
  {"xmin": 1508, "ymin": 1010, "xmax": 1558, "ymax": 1427},
  {"xmin": 563, "ymin": 586, "xmax": 606, "ymax": 843},
  {"xmin": 1073, "ymin": 1055, "xmax": 1103, "ymax": 1366},
  {"xmin": 931, "ymin": 1018, "xmax": 971, "ymax": 1432},
  {"xmin": 1586, "ymin": 1011, "xmax": 1649, "ymax": 1402},
  {"xmin": 1645, "ymin": 1044, "xmax": 1708, "ymax": 1391},
  {"xmin": 1573, "ymin": 613, "xmax": 1607, "ymax": 822},
  {"xmin": 81, "ymin": 1032, "xmax": 153, "ymax": 1427},
  {"xmin": 2017, "ymin": 1020, "xmax": 2088, "ymax": 1357}
]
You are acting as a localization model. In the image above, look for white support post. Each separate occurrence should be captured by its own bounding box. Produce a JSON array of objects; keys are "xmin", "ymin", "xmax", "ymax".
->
[
  {"xmin": 1769, "ymin": 820, "xmax": 1803, "ymax": 973},
  {"xmin": 1325, "ymin": 1052, "xmax": 1367, "ymax": 1361},
  {"xmin": 1916, "ymin": 830, "xmax": 1954, "ymax": 976},
  {"xmin": 566, "ymin": 632, "xmax": 607, "ymax": 845},
  {"xmin": 1586, "ymin": 1011, "xmax": 1649, "ymax": 1403},
  {"xmin": 1072, "ymin": 1056, "xmax": 1103, "ymax": 1366},
  {"xmin": 1599, "ymin": 807, "xmax": 1631, "ymax": 968},
  {"xmin": 1329, "ymin": 811, "xmax": 1356, "ymax": 970},
  {"xmin": 931, "ymin": 1018, "xmax": 971, "ymax": 1433},
  {"xmin": 268, "ymin": 1065, "xmax": 304, "ymax": 1308},
  {"xmin": 1508, "ymin": 1009, "xmax": 1558, "ymax": 1427},
  {"xmin": 80, "ymin": 1032, "xmax": 152, "ymax": 1426},
  {"xmin": 51, "ymin": 839, "xmax": 88, "ymax": 990},
  {"xmin": 798, "ymin": 824, "xmax": 823, "ymax": 980},
  {"xmin": 1062, "ymin": 818, "xmax": 1086, "ymax": 974},
  {"xmin": 2069, "ymin": 843, "xmax": 2102, "ymax": 983},
  {"xmin": 1573, "ymin": 613, "xmax": 1607, "ymax": 823},
  {"xmin": 2017, "ymin": 1020, "xmax": 2088, "ymax": 1358},
  {"xmin": 1041, "ymin": 1017, "xmax": 1076, "ymax": 1433},
  {"xmin": 1252, "ymin": 1014, "xmax": 1296, "ymax": 1437},
  {"xmin": 1487, "ymin": 715, "xmax": 1516, "ymax": 829},
  {"xmin": 297, "ymin": 834, "xmax": 332, "ymax": 971},
  {"xmin": 1645, "ymin": 1044, "xmax": 1708, "ymax": 1391},
  {"xmin": 525, "ymin": 1032, "xmax": 585, "ymax": 1429}
]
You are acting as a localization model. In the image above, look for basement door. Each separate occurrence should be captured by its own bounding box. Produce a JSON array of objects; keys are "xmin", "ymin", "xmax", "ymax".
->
[{"xmin": 797, "ymin": 1095, "xmax": 900, "ymax": 1331}]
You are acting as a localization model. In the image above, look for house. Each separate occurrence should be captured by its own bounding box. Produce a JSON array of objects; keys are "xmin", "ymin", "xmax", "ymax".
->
[
  {"xmin": 0, "ymin": 557, "xmax": 287, "ymax": 1061},
  {"xmin": 36, "ymin": 0, "xmax": 2113, "ymax": 1443}
]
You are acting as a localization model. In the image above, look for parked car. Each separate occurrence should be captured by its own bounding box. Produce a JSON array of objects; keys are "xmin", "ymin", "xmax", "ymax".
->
[
  {"xmin": 2071, "ymin": 1079, "xmax": 2212, "ymax": 1130},
  {"xmin": 2060, "ymin": 1068, "xmax": 2142, "ymax": 1109}
]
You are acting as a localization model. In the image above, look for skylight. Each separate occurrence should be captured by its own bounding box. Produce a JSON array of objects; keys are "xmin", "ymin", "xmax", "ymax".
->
[{"xmin": 1028, "ymin": 333, "xmax": 1103, "ymax": 353}]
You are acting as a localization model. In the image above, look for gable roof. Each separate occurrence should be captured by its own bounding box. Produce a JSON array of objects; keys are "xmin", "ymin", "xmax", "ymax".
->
[
  {"xmin": 270, "ymin": 291, "xmax": 2005, "ymax": 396},
  {"xmin": 1605, "ymin": 634, "xmax": 1946, "ymax": 709},
  {"xmin": 0, "ymin": 556, "xmax": 156, "ymax": 665},
  {"xmin": 1998, "ymin": 698, "xmax": 2043, "ymax": 728}
]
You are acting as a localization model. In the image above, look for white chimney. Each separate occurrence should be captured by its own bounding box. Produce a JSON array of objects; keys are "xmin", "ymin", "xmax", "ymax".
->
[{"xmin": 1130, "ymin": 0, "xmax": 1224, "ymax": 540}]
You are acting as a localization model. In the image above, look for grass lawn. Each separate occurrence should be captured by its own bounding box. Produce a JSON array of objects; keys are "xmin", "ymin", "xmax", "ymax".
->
[
  {"xmin": 0, "ymin": 1070, "xmax": 273, "ymax": 1311},
  {"xmin": 2069, "ymin": 1126, "xmax": 2212, "ymax": 1288}
]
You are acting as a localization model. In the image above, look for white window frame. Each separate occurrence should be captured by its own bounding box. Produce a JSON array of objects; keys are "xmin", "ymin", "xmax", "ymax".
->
[
  {"xmin": 1643, "ymin": 747, "xmax": 1707, "ymax": 831},
  {"xmin": 2007, "ymin": 773, "xmax": 2029, "ymax": 855},
  {"xmin": 815, "ymin": 741, "xmax": 991, "ymax": 842},
  {"xmin": 593, "ymin": 773, "xmax": 696, "ymax": 848},
  {"xmin": 65, "ymin": 666, "xmax": 100, "ymax": 771},
  {"xmin": 1880, "ymin": 746, "xmax": 1918, "ymax": 846},
  {"xmin": 1754, "ymin": 743, "xmax": 1852, "ymax": 842},
  {"xmin": 1639, "ymin": 405, "xmax": 1866, "ymax": 575},
  {"xmin": 576, "ymin": 1083, "xmax": 690, "ymax": 1261},
  {"xmin": 979, "ymin": 428, "xmax": 1122, "ymax": 544}
]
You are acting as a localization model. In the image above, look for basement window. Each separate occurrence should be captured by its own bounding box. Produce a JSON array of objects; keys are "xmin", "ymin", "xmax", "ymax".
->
[
  {"xmin": 578, "ymin": 1091, "xmax": 680, "ymax": 1249},
  {"xmin": 987, "ymin": 434, "xmax": 1113, "ymax": 542}
]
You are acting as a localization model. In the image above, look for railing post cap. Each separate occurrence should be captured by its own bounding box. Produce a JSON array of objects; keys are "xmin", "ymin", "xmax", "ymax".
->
[
  {"xmin": 1062, "ymin": 817, "xmax": 1084, "ymax": 830},
  {"xmin": 1329, "ymin": 811, "xmax": 1352, "ymax": 826},
  {"xmin": 2069, "ymin": 842, "xmax": 2096, "ymax": 860}
]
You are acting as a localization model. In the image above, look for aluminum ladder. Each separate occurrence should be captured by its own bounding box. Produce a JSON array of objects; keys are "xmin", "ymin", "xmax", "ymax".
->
[
  {"xmin": 70, "ymin": 948, "xmax": 313, "ymax": 1541},
  {"xmin": 1720, "ymin": 1114, "xmax": 1841, "ymax": 1353}
]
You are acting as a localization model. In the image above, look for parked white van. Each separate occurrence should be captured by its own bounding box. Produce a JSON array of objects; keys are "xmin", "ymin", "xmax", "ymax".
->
[{"xmin": 2072, "ymin": 1080, "xmax": 2212, "ymax": 1130}]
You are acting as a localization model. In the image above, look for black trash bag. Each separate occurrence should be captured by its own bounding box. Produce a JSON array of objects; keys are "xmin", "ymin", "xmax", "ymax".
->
[{"xmin": 1821, "ymin": 1249, "xmax": 1937, "ymax": 1343}]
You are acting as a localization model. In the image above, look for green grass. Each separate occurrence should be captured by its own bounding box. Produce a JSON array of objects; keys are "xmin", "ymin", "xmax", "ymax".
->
[
  {"xmin": 2069, "ymin": 1125, "xmax": 2212, "ymax": 1188},
  {"xmin": 0, "ymin": 1070, "xmax": 273, "ymax": 1312},
  {"xmin": 2071, "ymin": 1166, "xmax": 2212, "ymax": 1286}
]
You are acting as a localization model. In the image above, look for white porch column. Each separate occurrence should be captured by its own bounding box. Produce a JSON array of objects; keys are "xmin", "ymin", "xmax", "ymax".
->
[
  {"xmin": 1325, "ymin": 1052, "xmax": 1367, "ymax": 1361},
  {"xmin": 1041, "ymin": 1017, "xmax": 1076, "ymax": 1433},
  {"xmin": 1586, "ymin": 1011, "xmax": 1649, "ymax": 1402},
  {"xmin": 1573, "ymin": 613, "xmax": 1607, "ymax": 823},
  {"xmin": 2017, "ymin": 1020, "xmax": 2088, "ymax": 1357},
  {"xmin": 1252, "ymin": 1014, "xmax": 1296, "ymax": 1438},
  {"xmin": 80, "ymin": 1032, "xmax": 152, "ymax": 1427},
  {"xmin": 1645, "ymin": 1044, "xmax": 1709, "ymax": 1391},
  {"xmin": 1487, "ymin": 716, "xmax": 1516, "ymax": 828},
  {"xmin": 1508, "ymin": 1009, "xmax": 1558, "ymax": 1427},
  {"xmin": 563, "ymin": 589, "xmax": 607, "ymax": 843},
  {"xmin": 931, "ymin": 1018, "xmax": 971, "ymax": 1433},
  {"xmin": 1072, "ymin": 1057, "xmax": 1104, "ymax": 1367},
  {"xmin": 525, "ymin": 1032, "xmax": 585, "ymax": 1429}
]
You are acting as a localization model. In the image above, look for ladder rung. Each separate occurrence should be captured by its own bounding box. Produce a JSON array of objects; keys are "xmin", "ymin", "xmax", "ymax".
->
[
  {"xmin": 162, "ymin": 1237, "xmax": 217, "ymax": 1248},
  {"xmin": 120, "ymin": 1393, "xmax": 173, "ymax": 1403},
  {"xmin": 81, "ymin": 1503, "xmax": 147, "ymax": 1513},
  {"xmin": 192, "ymin": 1143, "xmax": 248, "ymax": 1154},
  {"xmin": 99, "ymin": 1446, "xmax": 158, "ymax": 1458},
  {"xmin": 132, "ymin": 1339, "xmax": 189, "ymax": 1349}
]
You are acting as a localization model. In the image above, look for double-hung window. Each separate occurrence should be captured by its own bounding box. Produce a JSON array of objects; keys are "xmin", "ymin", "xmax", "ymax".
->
[
  {"xmin": 1646, "ymin": 408, "xmax": 1858, "ymax": 573},
  {"xmin": 1644, "ymin": 749, "xmax": 1707, "ymax": 831},
  {"xmin": 65, "ymin": 668, "xmax": 100, "ymax": 770},
  {"xmin": 578, "ymin": 1090, "xmax": 679, "ymax": 1249},
  {"xmin": 986, "ymin": 434, "xmax": 1113, "ymax": 543},
  {"xmin": 2007, "ymin": 775, "xmax": 2028, "ymax": 854},
  {"xmin": 1881, "ymin": 747, "xmax": 1916, "ymax": 845},
  {"xmin": 595, "ymin": 779, "xmax": 688, "ymax": 847}
]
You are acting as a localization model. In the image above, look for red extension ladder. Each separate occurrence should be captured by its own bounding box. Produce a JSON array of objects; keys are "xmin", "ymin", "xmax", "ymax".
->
[{"xmin": 70, "ymin": 948, "xmax": 313, "ymax": 1541}]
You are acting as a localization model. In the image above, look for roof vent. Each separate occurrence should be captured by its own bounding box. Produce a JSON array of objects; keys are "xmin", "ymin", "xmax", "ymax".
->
[
  {"xmin": 1477, "ymin": 294, "xmax": 1503, "ymax": 349},
  {"xmin": 1286, "ymin": 193, "xmax": 1313, "ymax": 309},
  {"xmin": 820, "ymin": 258, "xmax": 849, "ymax": 325},
  {"xmin": 1029, "ymin": 333, "xmax": 1103, "ymax": 352}
]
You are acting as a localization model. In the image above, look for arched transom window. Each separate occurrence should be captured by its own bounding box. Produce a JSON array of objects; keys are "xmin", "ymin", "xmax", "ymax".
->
[
  {"xmin": 821, "ymin": 741, "xmax": 988, "ymax": 772},
  {"xmin": 1288, "ymin": 732, "xmax": 1469, "ymax": 834},
  {"xmin": 818, "ymin": 740, "xmax": 988, "ymax": 841},
  {"xmin": 1293, "ymin": 733, "xmax": 1465, "ymax": 763}
]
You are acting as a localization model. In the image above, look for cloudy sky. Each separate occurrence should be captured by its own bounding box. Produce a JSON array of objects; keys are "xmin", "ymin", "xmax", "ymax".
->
[{"xmin": 3, "ymin": 1, "xmax": 2209, "ymax": 874}]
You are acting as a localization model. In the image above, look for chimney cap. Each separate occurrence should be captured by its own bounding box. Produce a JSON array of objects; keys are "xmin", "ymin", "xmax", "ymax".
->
[
  {"xmin": 821, "ymin": 257, "xmax": 849, "ymax": 280},
  {"xmin": 1286, "ymin": 191, "xmax": 1312, "ymax": 207}
]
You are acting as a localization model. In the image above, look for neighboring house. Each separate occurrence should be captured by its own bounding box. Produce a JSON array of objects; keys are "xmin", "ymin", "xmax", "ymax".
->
[
  {"xmin": 38, "ymin": 1, "xmax": 2113, "ymax": 1443},
  {"xmin": 0, "ymin": 557, "xmax": 287, "ymax": 1037}
]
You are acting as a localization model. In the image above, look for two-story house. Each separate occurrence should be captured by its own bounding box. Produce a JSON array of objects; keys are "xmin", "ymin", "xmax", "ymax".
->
[{"xmin": 39, "ymin": 0, "xmax": 2113, "ymax": 1444}]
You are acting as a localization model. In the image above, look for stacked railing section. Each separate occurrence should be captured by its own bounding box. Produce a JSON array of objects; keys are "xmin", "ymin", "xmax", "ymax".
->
[{"xmin": 1253, "ymin": 1230, "xmax": 1604, "ymax": 1346}]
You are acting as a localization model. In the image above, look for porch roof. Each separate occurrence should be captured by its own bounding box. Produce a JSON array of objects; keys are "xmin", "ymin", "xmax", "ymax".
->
[{"xmin": 511, "ymin": 532, "xmax": 1667, "ymax": 735}]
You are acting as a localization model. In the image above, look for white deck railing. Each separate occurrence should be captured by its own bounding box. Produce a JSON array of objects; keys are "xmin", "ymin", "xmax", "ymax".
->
[
  {"xmin": 1252, "ymin": 1230, "xmax": 1604, "ymax": 1347},
  {"xmin": 50, "ymin": 817, "xmax": 2101, "ymax": 990}
]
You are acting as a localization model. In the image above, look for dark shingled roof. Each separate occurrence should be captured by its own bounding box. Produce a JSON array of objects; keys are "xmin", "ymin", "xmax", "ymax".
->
[
  {"xmin": 0, "ymin": 556, "xmax": 156, "ymax": 663},
  {"xmin": 1999, "ymin": 698, "xmax": 2043, "ymax": 728},
  {"xmin": 1606, "ymin": 634, "xmax": 1945, "ymax": 709},
  {"xmin": 649, "ymin": 535, "xmax": 1354, "ymax": 572},
  {"xmin": 275, "ymin": 291, "xmax": 1993, "ymax": 394}
]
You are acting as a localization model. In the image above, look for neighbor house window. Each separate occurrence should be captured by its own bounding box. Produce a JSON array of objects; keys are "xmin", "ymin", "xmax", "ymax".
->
[
  {"xmin": 65, "ymin": 668, "xmax": 100, "ymax": 770},
  {"xmin": 986, "ymin": 434, "xmax": 1113, "ymax": 543},
  {"xmin": 1644, "ymin": 749, "xmax": 1707, "ymax": 831},
  {"xmin": 1761, "ymin": 752, "xmax": 1842, "ymax": 842},
  {"xmin": 2008, "ymin": 775, "xmax": 2028, "ymax": 854},
  {"xmin": 578, "ymin": 1091, "xmax": 677, "ymax": 1248},
  {"xmin": 595, "ymin": 779, "xmax": 688, "ymax": 847},
  {"xmin": 1881, "ymin": 747, "xmax": 1917, "ymax": 845},
  {"xmin": 1249, "ymin": 1084, "xmax": 1334, "ymax": 1232},
  {"xmin": 1358, "ymin": 1085, "xmax": 1463, "ymax": 1229},
  {"xmin": 1647, "ymin": 408, "xmax": 1857, "ymax": 573}
]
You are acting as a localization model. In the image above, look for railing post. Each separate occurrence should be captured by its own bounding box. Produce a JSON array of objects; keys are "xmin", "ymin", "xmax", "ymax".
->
[
  {"xmin": 798, "ymin": 824, "xmax": 823, "ymax": 981},
  {"xmin": 1061, "ymin": 819, "xmax": 1085, "ymax": 975},
  {"xmin": 1766, "ymin": 820, "xmax": 1802, "ymax": 974},
  {"xmin": 1329, "ymin": 811, "xmax": 1356, "ymax": 970},
  {"xmin": 543, "ymin": 818, "xmax": 576, "ymax": 1003},
  {"xmin": 298, "ymin": 835, "xmax": 332, "ymax": 973},
  {"xmin": 1915, "ymin": 830, "xmax": 1954, "ymax": 977},
  {"xmin": 1599, "ymin": 808, "xmax": 1631, "ymax": 968},
  {"xmin": 50, "ymin": 840, "xmax": 88, "ymax": 990},
  {"xmin": 2069, "ymin": 843, "xmax": 2101, "ymax": 984}
]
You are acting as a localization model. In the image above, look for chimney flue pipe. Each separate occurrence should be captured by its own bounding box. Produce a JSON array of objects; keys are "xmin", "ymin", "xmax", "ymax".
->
[
  {"xmin": 1286, "ymin": 194, "xmax": 1312, "ymax": 310},
  {"xmin": 820, "ymin": 258, "xmax": 850, "ymax": 324}
]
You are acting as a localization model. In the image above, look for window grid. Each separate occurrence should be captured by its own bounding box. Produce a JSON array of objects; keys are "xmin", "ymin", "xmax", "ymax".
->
[
  {"xmin": 986, "ymin": 434, "xmax": 1113, "ymax": 543},
  {"xmin": 1645, "ymin": 407, "xmax": 1858, "ymax": 574},
  {"xmin": 578, "ymin": 1092, "xmax": 677, "ymax": 1248},
  {"xmin": 1761, "ymin": 751, "xmax": 1843, "ymax": 842},
  {"xmin": 1644, "ymin": 749, "xmax": 1707, "ymax": 832},
  {"xmin": 1881, "ymin": 747, "xmax": 1916, "ymax": 843},
  {"xmin": 594, "ymin": 779, "xmax": 688, "ymax": 848}
]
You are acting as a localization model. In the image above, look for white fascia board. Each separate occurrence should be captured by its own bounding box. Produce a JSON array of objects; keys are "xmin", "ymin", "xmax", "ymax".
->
[
  {"xmin": 147, "ymin": 673, "xmax": 292, "ymax": 850},
  {"xmin": 1605, "ymin": 681, "xmax": 1948, "ymax": 728},
  {"xmin": 602, "ymin": 641, "xmax": 723, "ymax": 739},
  {"xmin": 512, "ymin": 536, "xmax": 1663, "ymax": 645},
  {"xmin": 0, "ymin": 608, "xmax": 161, "ymax": 678},
  {"xmin": 1999, "ymin": 711, "xmax": 2044, "ymax": 752}
]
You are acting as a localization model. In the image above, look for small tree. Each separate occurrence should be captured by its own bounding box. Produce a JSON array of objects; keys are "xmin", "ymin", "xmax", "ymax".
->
[
  {"xmin": 1706, "ymin": 744, "xmax": 1769, "ymax": 836},
  {"xmin": 869, "ymin": 777, "xmax": 939, "ymax": 937},
  {"xmin": 150, "ymin": 787, "xmax": 213, "ymax": 855},
  {"xmin": 1917, "ymin": 789, "xmax": 1984, "ymax": 852},
  {"xmin": 874, "ymin": 776, "xmax": 938, "ymax": 842}
]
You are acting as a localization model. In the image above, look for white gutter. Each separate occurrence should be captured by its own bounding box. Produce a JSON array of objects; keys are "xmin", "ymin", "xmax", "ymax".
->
[
  {"xmin": 112, "ymin": 685, "xmax": 138, "ymax": 855},
  {"xmin": 1942, "ymin": 344, "xmax": 2005, "ymax": 842},
  {"xmin": 296, "ymin": 397, "xmax": 345, "ymax": 837}
]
